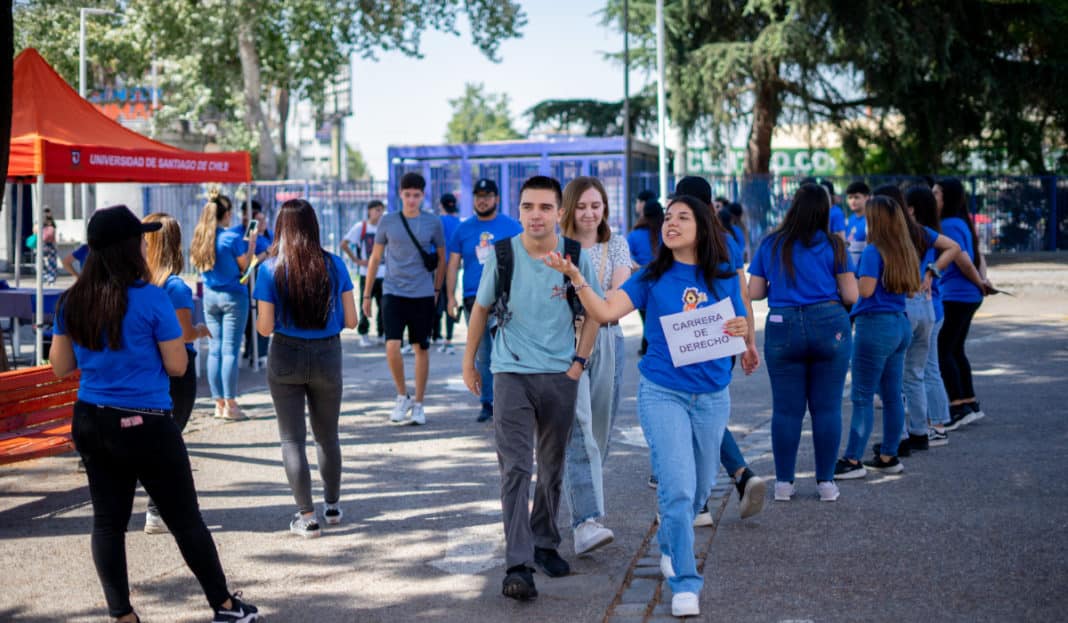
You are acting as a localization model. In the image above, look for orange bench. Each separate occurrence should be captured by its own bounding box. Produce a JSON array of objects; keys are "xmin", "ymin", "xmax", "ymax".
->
[{"xmin": 0, "ymin": 366, "xmax": 80, "ymax": 465}]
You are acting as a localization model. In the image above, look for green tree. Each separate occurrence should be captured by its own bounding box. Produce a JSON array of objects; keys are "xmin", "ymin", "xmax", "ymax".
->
[
  {"xmin": 524, "ymin": 92, "xmax": 657, "ymax": 137},
  {"xmin": 346, "ymin": 144, "xmax": 370, "ymax": 180},
  {"xmin": 15, "ymin": 1, "xmax": 527, "ymax": 179},
  {"xmin": 445, "ymin": 82, "xmax": 522, "ymax": 143}
]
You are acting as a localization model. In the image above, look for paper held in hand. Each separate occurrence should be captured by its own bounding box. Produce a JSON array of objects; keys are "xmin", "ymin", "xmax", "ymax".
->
[{"xmin": 659, "ymin": 297, "xmax": 747, "ymax": 368}]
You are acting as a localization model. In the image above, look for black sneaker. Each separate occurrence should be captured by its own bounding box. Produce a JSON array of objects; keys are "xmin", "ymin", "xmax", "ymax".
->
[
  {"xmin": 502, "ymin": 565, "xmax": 538, "ymax": 600},
  {"xmin": 908, "ymin": 432, "xmax": 929, "ymax": 451},
  {"xmin": 735, "ymin": 468, "xmax": 766, "ymax": 520},
  {"xmin": 945, "ymin": 405, "xmax": 975, "ymax": 431},
  {"xmin": 477, "ymin": 403, "xmax": 493, "ymax": 423},
  {"xmin": 647, "ymin": 474, "xmax": 658, "ymax": 489},
  {"xmin": 863, "ymin": 455, "xmax": 904, "ymax": 474},
  {"xmin": 873, "ymin": 439, "xmax": 911, "ymax": 457},
  {"xmin": 533, "ymin": 547, "xmax": 571, "ymax": 578},
  {"xmin": 834, "ymin": 458, "xmax": 867, "ymax": 480},
  {"xmin": 968, "ymin": 401, "xmax": 986, "ymax": 421},
  {"xmin": 212, "ymin": 592, "xmax": 259, "ymax": 623}
]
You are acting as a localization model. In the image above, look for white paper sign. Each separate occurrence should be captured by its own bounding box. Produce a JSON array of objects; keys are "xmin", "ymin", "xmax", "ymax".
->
[{"xmin": 659, "ymin": 297, "xmax": 747, "ymax": 368}]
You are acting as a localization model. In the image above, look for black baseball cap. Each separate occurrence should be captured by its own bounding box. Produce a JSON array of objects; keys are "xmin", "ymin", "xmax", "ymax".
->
[
  {"xmin": 673, "ymin": 176, "xmax": 713, "ymax": 205},
  {"xmin": 87, "ymin": 204, "xmax": 161, "ymax": 251},
  {"xmin": 440, "ymin": 193, "xmax": 458, "ymax": 213},
  {"xmin": 473, "ymin": 178, "xmax": 499, "ymax": 195}
]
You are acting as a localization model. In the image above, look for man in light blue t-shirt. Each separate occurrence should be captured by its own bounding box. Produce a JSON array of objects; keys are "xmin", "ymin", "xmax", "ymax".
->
[
  {"xmin": 463, "ymin": 176, "xmax": 601, "ymax": 602},
  {"xmin": 445, "ymin": 178, "xmax": 523, "ymax": 422}
]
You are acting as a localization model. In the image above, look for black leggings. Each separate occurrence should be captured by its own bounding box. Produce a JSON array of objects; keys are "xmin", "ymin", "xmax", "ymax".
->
[
  {"xmin": 938, "ymin": 300, "xmax": 982, "ymax": 402},
  {"xmin": 147, "ymin": 350, "xmax": 197, "ymax": 515},
  {"xmin": 72, "ymin": 401, "xmax": 230, "ymax": 618}
]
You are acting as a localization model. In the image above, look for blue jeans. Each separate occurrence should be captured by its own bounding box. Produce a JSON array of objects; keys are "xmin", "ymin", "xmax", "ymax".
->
[
  {"xmin": 464, "ymin": 297, "xmax": 493, "ymax": 406},
  {"xmin": 844, "ymin": 313, "xmax": 911, "ymax": 460},
  {"xmin": 638, "ymin": 374, "xmax": 729, "ymax": 595},
  {"xmin": 903, "ymin": 296, "xmax": 935, "ymax": 436},
  {"xmin": 564, "ymin": 328, "xmax": 615, "ymax": 528},
  {"xmin": 609, "ymin": 327, "xmax": 625, "ymax": 459},
  {"xmin": 925, "ymin": 317, "xmax": 951, "ymax": 425},
  {"xmin": 203, "ymin": 288, "xmax": 249, "ymax": 400},
  {"xmin": 764, "ymin": 302, "xmax": 852, "ymax": 483}
]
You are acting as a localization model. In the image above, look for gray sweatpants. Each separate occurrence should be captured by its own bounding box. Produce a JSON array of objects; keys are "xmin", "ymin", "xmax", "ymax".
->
[
  {"xmin": 494, "ymin": 371, "xmax": 579, "ymax": 569},
  {"xmin": 267, "ymin": 333, "xmax": 343, "ymax": 514}
]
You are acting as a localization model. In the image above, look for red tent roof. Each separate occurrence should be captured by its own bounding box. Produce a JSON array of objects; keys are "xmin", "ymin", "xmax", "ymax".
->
[{"xmin": 8, "ymin": 48, "xmax": 251, "ymax": 183}]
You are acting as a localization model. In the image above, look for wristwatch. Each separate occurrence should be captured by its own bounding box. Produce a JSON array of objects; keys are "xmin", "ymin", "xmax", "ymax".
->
[
  {"xmin": 925, "ymin": 263, "xmax": 943, "ymax": 279},
  {"xmin": 571, "ymin": 355, "xmax": 589, "ymax": 369}
]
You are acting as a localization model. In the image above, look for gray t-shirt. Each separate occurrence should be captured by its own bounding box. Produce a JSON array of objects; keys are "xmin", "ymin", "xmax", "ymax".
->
[{"xmin": 376, "ymin": 211, "xmax": 445, "ymax": 298}]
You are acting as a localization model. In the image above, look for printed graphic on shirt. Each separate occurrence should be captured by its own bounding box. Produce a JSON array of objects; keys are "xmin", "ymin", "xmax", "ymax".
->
[
  {"xmin": 475, "ymin": 231, "xmax": 495, "ymax": 264},
  {"xmin": 682, "ymin": 287, "xmax": 708, "ymax": 311}
]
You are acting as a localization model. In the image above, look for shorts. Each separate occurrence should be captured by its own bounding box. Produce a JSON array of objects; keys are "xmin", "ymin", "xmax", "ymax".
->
[{"xmin": 382, "ymin": 294, "xmax": 435, "ymax": 348}]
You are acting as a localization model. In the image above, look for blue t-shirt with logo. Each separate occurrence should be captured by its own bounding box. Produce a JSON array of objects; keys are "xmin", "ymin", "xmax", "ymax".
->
[
  {"xmin": 448, "ymin": 213, "xmax": 523, "ymax": 298},
  {"xmin": 203, "ymin": 228, "xmax": 249, "ymax": 293},
  {"xmin": 254, "ymin": 252, "xmax": 354, "ymax": 339},
  {"xmin": 749, "ymin": 232, "xmax": 854, "ymax": 308},
  {"xmin": 163, "ymin": 275, "xmax": 195, "ymax": 349},
  {"xmin": 54, "ymin": 283, "xmax": 182, "ymax": 410},
  {"xmin": 829, "ymin": 205, "xmax": 847, "ymax": 234},
  {"xmin": 940, "ymin": 217, "xmax": 983, "ymax": 304},
  {"xmin": 846, "ymin": 214, "xmax": 867, "ymax": 266},
  {"xmin": 627, "ymin": 228, "xmax": 657, "ymax": 266},
  {"xmin": 851, "ymin": 245, "xmax": 906, "ymax": 316},
  {"xmin": 621, "ymin": 262, "xmax": 746, "ymax": 394}
]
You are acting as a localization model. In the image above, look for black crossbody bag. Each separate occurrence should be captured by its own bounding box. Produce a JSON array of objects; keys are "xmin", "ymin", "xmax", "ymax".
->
[{"xmin": 399, "ymin": 212, "xmax": 439, "ymax": 273}]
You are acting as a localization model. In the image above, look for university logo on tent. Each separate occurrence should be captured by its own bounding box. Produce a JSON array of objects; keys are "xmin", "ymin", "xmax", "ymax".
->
[{"xmin": 70, "ymin": 149, "xmax": 81, "ymax": 167}]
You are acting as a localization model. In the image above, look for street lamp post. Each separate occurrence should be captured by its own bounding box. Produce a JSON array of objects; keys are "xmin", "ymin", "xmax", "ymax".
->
[
  {"xmin": 78, "ymin": 7, "xmax": 111, "ymax": 221},
  {"xmin": 655, "ymin": 0, "xmax": 667, "ymax": 203}
]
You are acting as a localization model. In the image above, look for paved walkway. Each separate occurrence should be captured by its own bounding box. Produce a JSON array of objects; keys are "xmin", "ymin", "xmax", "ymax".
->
[{"xmin": 1, "ymin": 258, "xmax": 1066, "ymax": 621}]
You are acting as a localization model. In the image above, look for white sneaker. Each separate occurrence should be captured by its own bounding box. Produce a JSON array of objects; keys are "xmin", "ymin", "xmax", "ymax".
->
[
  {"xmin": 573, "ymin": 519, "xmax": 614, "ymax": 555},
  {"xmin": 400, "ymin": 344, "xmax": 414, "ymax": 356},
  {"xmin": 817, "ymin": 481, "xmax": 840, "ymax": 502},
  {"xmin": 323, "ymin": 503, "xmax": 343, "ymax": 525},
  {"xmin": 376, "ymin": 335, "xmax": 386, "ymax": 344},
  {"xmin": 671, "ymin": 592, "xmax": 700, "ymax": 617},
  {"xmin": 358, "ymin": 335, "xmax": 373, "ymax": 348},
  {"xmin": 660, "ymin": 554, "xmax": 675, "ymax": 579},
  {"xmin": 144, "ymin": 511, "xmax": 168, "ymax": 534},
  {"xmin": 290, "ymin": 512, "xmax": 322, "ymax": 538},
  {"xmin": 390, "ymin": 395, "xmax": 412, "ymax": 423},
  {"xmin": 410, "ymin": 403, "xmax": 426, "ymax": 425},
  {"xmin": 774, "ymin": 481, "xmax": 796, "ymax": 501}
]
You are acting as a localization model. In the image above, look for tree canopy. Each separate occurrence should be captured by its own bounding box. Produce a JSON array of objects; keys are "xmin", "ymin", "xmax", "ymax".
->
[{"xmin": 445, "ymin": 82, "xmax": 522, "ymax": 144}]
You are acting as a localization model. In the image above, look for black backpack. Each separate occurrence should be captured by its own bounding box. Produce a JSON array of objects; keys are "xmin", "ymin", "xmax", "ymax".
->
[{"xmin": 490, "ymin": 237, "xmax": 583, "ymax": 340}]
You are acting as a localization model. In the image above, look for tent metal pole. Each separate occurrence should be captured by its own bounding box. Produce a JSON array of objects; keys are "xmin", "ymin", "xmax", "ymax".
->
[
  {"xmin": 248, "ymin": 181, "xmax": 259, "ymax": 371},
  {"xmin": 34, "ymin": 174, "xmax": 45, "ymax": 365},
  {"xmin": 14, "ymin": 182, "xmax": 22, "ymax": 288}
]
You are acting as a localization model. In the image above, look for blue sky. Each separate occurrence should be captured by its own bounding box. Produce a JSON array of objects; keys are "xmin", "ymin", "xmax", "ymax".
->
[{"xmin": 346, "ymin": 1, "xmax": 649, "ymax": 179}]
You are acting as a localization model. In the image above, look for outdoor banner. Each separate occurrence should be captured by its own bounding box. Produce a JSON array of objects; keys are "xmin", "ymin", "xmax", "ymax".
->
[
  {"xmin": 33, "ymin": 143, "xmax": 251, "ymax": 184},
  {"xmin": 659, "ymin": 297, "xmax": 747, "ymax": 368}
]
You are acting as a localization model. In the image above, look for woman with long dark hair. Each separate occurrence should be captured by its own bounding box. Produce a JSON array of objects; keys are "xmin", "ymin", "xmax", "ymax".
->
[
  {"xmin": 934, "ymin": 178, "xmax": 994, "ymax": 429},
  {"xmin": 50, "ymin": 205, "xmax": 258, "ymax": 623},
  {"xmin": 190, "ymin": 189, "xmax": 259, "ymax": 421},
  {"xmin": 835, "ymin": 195, "xmax": 921, "ymax": 478},
  {"xmin": 546, "ymin": 194, "xmax": 749, "ymax": 618},
  {"xmin": 141, "ymin": 212, "xmax": 212, "ymax": 534},
  {"xmin": 255, "ymin": 199, "xmax": 357, "ymax": 538},
  {"xmin": 748, "ymin": 184, "xmax": 857, "ymax": 502}
]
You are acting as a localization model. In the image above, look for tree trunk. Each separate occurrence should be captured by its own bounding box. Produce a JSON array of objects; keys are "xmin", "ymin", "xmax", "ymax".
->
[
  {"xmin": 277, "ymin": 87, "xmax": 289, "ymax": 178},
  {"xmin": 236, "ymin": 8, "xmax": 277, "ymax": 179},
  {"xmin": 744, "ymin": 74, "xmax": 782, "ymax": 175}
]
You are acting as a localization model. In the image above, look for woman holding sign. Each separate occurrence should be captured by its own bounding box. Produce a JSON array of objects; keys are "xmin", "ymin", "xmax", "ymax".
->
[
  {"xmin": 748, "ymin": 184, "xmax": 857, "ymax": 502},
  {"xmin": 544, "ymin": 194, "xmax": 748, "ymax": 619},
  {"xmin": 835, "ymin": 196, "xmax": 921, "ymax": 479}
]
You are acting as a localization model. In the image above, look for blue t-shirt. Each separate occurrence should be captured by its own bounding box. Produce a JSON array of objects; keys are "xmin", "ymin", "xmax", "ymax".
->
[
  {"xmin": 749, "ymin": 232, "xmax": 854, "ymax": 308},
  {"xmin": 621, "ymin": 262, "xmax": 746, "ymax": 394},
  {"xmin": 448, "ymin": 213, "xmax": 523, "ymax": 298},
  {"xmin": 227, "ymin": 224, "xmax": 270, "ymax": 255},
  {"xmin": 627, "ymin": 228, "xmax": 656, "ymax": 266},
  {"xmin": 71, "ymin": 244, "xmax": 89, "ymax": 264},
  {"xmin": 724, "ymin": 232, "xmax": 744, "ymax": 272},
  {"xmin": 851, "ymin": 245, "xmax": 905, "ymax": 316},
  {"xmin": 475, "ymin": 236, "xmax": 602, "ymax": 375},
  {"xmin": 438, "ymin": 214, "xmax": 461, "ymax": 253},
  {"xmin": 918, "ymin": 228, "xmax": 945, "ymax": 322},
  {"xmin": 54, "ymin": 283, "xmax": 182, "ymax": 410},
  {"xmin": 163, "ymin": 275, "xmax": 195, "ymax": 348},
  {"xmin": 829, "ymin": 205, "xmax": 847, "ymax": 234},
  {"xmin": 940, "ymin": 217, "xmax": 982, "ymax": 303},
  {"xmin": 203, "ymin": 228, "xmax": 249, "ymax": 293},
  {"xmin": 846, "ymin": 214, "xmax": 867, "ymax": 266},
  {"xmin": 254, "ymin": 252, "xmax": 354, "ymax": 339}
]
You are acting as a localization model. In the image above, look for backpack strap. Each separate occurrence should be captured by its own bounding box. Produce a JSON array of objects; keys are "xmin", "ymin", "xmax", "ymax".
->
[
  {"xmin": 562, "ymin": 236, "xmax": 584, "ymax": 319},
  {"xmin": 493, "ymin": 238, "xmax": 514, "ymax": 306}
]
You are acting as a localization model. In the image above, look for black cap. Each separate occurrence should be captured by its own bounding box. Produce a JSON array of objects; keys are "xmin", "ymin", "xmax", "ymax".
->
[
  {"xmin": 637, "ymin": 189, "xmax": 657, "ymax": 202},
  {"xmin": 673, "ymin": 176, "xmax": 713, "ymax": 205},
  {"xmin": 440, "ymin": 192, "xmax": 458, "ymax": 213},
  {"xmin": 473, "ymin": 178, "xmax": 499, "ymax": 195},
  {"xmin": 87, "ymin": 205, "xmax": 161, "ymax": 251}
]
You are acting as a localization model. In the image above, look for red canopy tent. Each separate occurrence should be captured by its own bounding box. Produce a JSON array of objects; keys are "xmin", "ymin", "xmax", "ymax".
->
[{"xmin": 5, "ymin": 48, "xmax": 253, "ymax": 364}]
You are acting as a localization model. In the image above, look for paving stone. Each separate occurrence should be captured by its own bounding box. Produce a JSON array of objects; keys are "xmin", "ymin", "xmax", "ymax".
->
[
  {"xmin": 607, "ymin": 616, "xmax": 647, "ymax": 623},
  {"xmin": 637, "ymin": 556, "xmax": 660, "ymax": 567},
  {"xmin": 612, "ymin": 602, "xmax": 650, "ymax": 615},
  {"xmin": 632, "ymin": 566, "xmax": 663, "ymax": 579},
  {"xmin": 620, "ymin": 578, "xmax": 659, "ymax": 604}
]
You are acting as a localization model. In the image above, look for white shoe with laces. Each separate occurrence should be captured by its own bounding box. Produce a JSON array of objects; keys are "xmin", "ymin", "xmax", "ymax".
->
[
  {"xmin": 671, "ymin": 592, "xmax": 700, "ymax": 617},
  {"xmin": 573, "ymin": 519, "xmax": 614, "ymax": 555},
  {"xmin": 289, "ymin": 513, "xmax": 321, "ymax": 538},
  {"xmin": 660, "ymin": 554, "xmax": 675, "ymax": 579},
  {"xmin": 323, "ymin": 503, "xmax": 343, "ymax": 525},
  {"xmin": 817, "ymin": 481, "xmax": 840, "ymax": 502},
  {"xmin": 774, "ymin": 481, "xmax": 796, "ymax": 501},
  {"xmin": 358, "ymin": 335, "xmax": 373, "ymax": 348},
  {"xmin": 410, "ymin": 402, "xmax": 426, "ymax": 425},
  {"xmin": 390, "ymin": 395, "xmax": 412, "ymax": 423}
]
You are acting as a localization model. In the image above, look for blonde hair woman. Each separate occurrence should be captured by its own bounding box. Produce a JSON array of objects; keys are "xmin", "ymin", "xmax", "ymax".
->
[{"xmin": 190, "ymin": 189, "xmax": 258, "ymax": 420}]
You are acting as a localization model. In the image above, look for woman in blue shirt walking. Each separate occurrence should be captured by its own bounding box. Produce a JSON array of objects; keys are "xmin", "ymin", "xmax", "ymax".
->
[
  {"xmin": 190, "ymin": 190, "xmax": 259, "ymax": 421},
  {"xmin": 748, "ymin": 183, "xmax": 857, "ymax": 502},
  {"xmin": 255, "ymin": 199, "xmax": 358, "ymax": 538},
  {"xmin": 546, "ymin": 194, "xmax": 748, "ymax": 619}
]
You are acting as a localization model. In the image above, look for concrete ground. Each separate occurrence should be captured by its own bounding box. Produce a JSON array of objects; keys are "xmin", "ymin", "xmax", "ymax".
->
[{"xmin": 1, "ymin": 257, "xmax": 1066, "ymax": 622}]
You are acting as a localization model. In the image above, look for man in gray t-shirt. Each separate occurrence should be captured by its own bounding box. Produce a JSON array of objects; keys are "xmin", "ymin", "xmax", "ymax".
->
[{"xmin": 363, "ymin": 172, "xmax": 446, "ymax": 426}]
